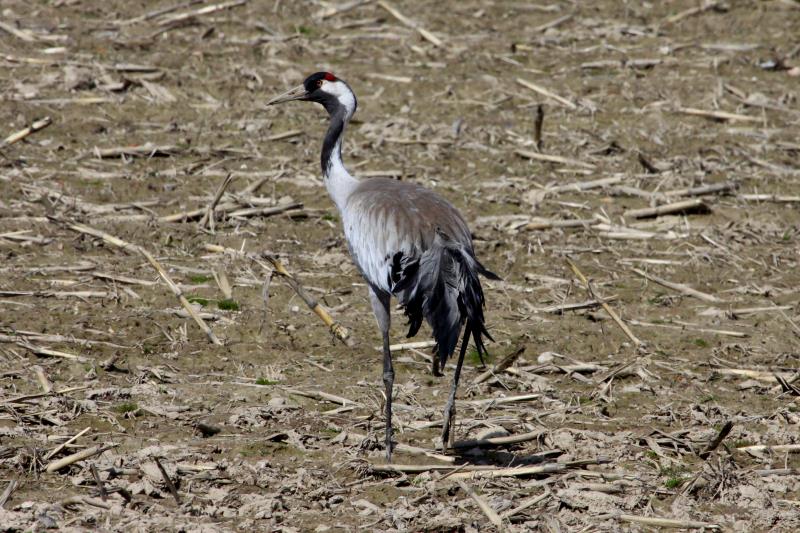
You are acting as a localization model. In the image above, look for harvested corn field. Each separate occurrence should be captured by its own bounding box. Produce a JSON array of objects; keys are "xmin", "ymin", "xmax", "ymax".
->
[{"xmin": 1, "ymin": 0, "xmax": 800, "ymax": 531}]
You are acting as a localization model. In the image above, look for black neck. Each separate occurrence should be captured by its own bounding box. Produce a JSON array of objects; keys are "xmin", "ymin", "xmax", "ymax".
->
[{"xmin": 321, "ymin": 107, "xmax": 346, "ymax": 177}]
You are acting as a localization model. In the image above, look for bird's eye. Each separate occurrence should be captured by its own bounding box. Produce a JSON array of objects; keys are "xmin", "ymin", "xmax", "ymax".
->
[{"xmin": 316, "ymin": 79, "xmax": 324, "ymax": 88}]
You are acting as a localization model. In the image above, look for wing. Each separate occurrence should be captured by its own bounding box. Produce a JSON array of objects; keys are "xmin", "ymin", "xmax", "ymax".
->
[{"xmin": 342, "ymin": 178, "xmax": 472, "ymax": 294}]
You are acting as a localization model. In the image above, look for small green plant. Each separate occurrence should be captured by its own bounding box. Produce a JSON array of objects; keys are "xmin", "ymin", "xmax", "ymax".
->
[
  {"xmin": 694, "ymin": 338, "xmax": 708, "ymax": 348},
  {"xmin": 699, "ymin": 394, "xmax": 715, "ymax": 403},
  {"xmin": 664, "ymin": 476, "xmax": 684, "ymax": 489},
  {"xmin": 322, "ymin": 213, "xmax": 338, "ymax": 222},
  {"xmin": 411, "ymin": 475, "xmax": 427, "ymax": 486},
  {"xmin": 660, "ymin": 464, "xmax": 690, "ymax": 489},
  {"xmin": 218, "ymin": 299, "xmax": 240, "ymax": 311},
  {"xmin": 467, "ymin": 348, "xmax": 492, "ymax": 366},
  {"xmin": 187, "ymin": 296, "xmax": 209, "ymax": 306},
  {"xmin": 255, "ymin": 377, "xmax": 278, "ymax": 386},
  {"xmin": 646, "ymin": 450, "xmax": 659, "ymax": 460},
  {"xmin": 296, "ymin": 25, "xmax": 314, "ymax": 36},
  {"xmin": 115, "ymin": 402, "xmax": 138, "ymax": 414},
  {"xmin": 188, "ymin": 274, "xmax": 212, "ymax": 283}
]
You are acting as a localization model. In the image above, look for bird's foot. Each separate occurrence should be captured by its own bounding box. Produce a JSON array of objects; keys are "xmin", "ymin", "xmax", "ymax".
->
[
  {"xmin": 431, "ymin": 350, "xmax": 443, "ymax": 377},
  {"xmin": 440, "ymin": 404, "xmax": 456, "ymax": 454},
  {"xmin": 384, "ymin": 421, "xmax": 394, "ymax": 463}
]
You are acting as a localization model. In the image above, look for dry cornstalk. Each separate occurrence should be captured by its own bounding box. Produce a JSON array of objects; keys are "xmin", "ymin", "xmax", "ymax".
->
[
  {"xmin": 629, "ymin": 319, "xmax": 747, "ymax": 338},
  {"xmin": 624, "ymin": 199, "xmax": 710, "ymax": 219},
  {"xmin": 675, "ymin": 107, "xmax": 761, "ymax": 123},
  {"xmin": 198, "ymin": 172, "xmax": 234, "ymax": 231},
  {"xmin": 593, "ymin": 223, "xmax": 684, "ymax": 241},
  {"xmin": 45, "ymin": 443, "xmax": 117, "ymax": 473},
  {"xmin": 532, "ymin": 13, "xmax": 573, "ymax": 33},
  {"xmin": 153, "ymin": 457, "xmax": 181, "ymax": 504},
  {"xmin": 202, "ymin": 243, "xmax": 353, "ymax": 345},
  {"xmin": 699, "ymin": 421, "xmax": 734, "ymax": 459},
  {"xmin": 373, "ymin": 464, "xmax": 473, "ymax": 474},
  {"xmin": 453, "ymin": 429, "xmax": 545, "ymax": 449},
  {"xmin": 265, "ymin": 129, "xmax": 303, "ymax": 141},
  {"xmin": 515, "ymin": 78, "xmax": 577, "ymax": 109},
  {"xmin": 315, "ymin": 0, "xmax": 373, "ymax": 20},
  {"xmin": 664, "ymin": 182, "xmax": 737, "ymax": 197},
  {"xmin": 157, "ymin": 0, "xmax": 248, "ymax": 26},
  {"xmin": 263, "ymin": 254, "xmax": 352, "ymax": 345},
  {"xmin": 449, "ymin": 463, "xmax": 565, "ymax": 480},
  {"xmin": 698, "ymin": 305, "xmax": 792, "ymax": 318},
  {"xmin": 18, "ymin": 341, "xmax": 88, "ymax": 362},
  {"xmin": 617, "ymin": 514, "xmax": 720, "ymax": 530},
  {"xmin": 662, "ymin": 0, "xmax": 723, "ymax": 25},
  {"xmin": 162, "ymin": 200, "xmax": 303, "ymax": 223},
  {"xmin": 533, "ymin": 104, "xmax": 544, "ymax": 150},
  {"xmin": 456, "ymin": 480, "xmax": 503, "ymax": 528},
  {"xmin": 523, "ymin": 218, "xmax": 599, "ymax": 231},
  {"xmin": 516, "ymin": 149, "xmax": 595, "ymax": 169},
  {"xmin": 60, "ymin": 495, "xmax": 112, "ymax": 510},
  {"xmin": 371, "ymin": 462, "xmax": 566, "ymax": 476},
  {"xmin": 91, "ymin": 144, "xmax": 177, "ymax": 159},
  {"xmin": 32, "ymin": 365, "xmax": 52, "ymax": 393},
  {"xmin": 2, "ymin": 385, "xmax": 88, "ymax": 405},
  {"xmin": 737, "ymin": 444, "xmax": 800, "ymax": 453},
  {"xmin": 116, "ymin": 0, "xmax": 206, "ymax": 25},
  {"xmin": 547, "ymin": 175, "xmax": 623, "ymax": 194},
  {"xmin": 283, "ymin": 387, "xmax": 358, "ymax": 406},
  {"xmin": 756, "ymin": 468, "xmax": 800, "ymax": 477},
  {"xmin": 632, "ymin": 268, "xmax": 722, "ymax": 303},
  {"xmin": 44, "ymin": 427, "xmax": 92, "ymax": 461},
  {"xmin": 227, "ymin": 202, "xmax": 304, "ymax": 219},
  {"xmin": 58, "ymin": 220, "xmax": 222, "ymax": 345},
  {"xmin": 500, "ymin": 492, "xmax": 550, "ymax": 519},
  {"xmin": 714, "ymin": 368, "xmax": 788, "ymax": 382},
  {"xmin": 528, "ymin": 296, "xmax": 618, "ymax": 314},
  {"xmin": 0, "ymin": 289, "xmax": 110, "ymax": 299},
  {"xmin": 739, "ymin": 193, "xmax": 800, "ymax": 203},
  {"xmin": 1, "ymin": 117, "xmax": 52, "ymax": 148},
  {"xmin": 377, "ymin": 0, "xmax": 442, "ymax": 46},
  {"xmin": 566, "ymin": 258, "xmax": 643, "ymax": 347},
  {"xmin": 213, "ymin": 269, "xmax": 233, "ymax": 299},
  {"xmin": 0, "ymin": 480, "xmax": 18, "ymax": 509},
  {"xmin": 472, "ymin": 346, "xmax": 525, "ymax": 385},
  {"xmin": 464, "ymin": 393, "xmax": 541, "ymax": 408},
  {"xmin": 0, "ymin": 20, "xmax": 39, "ymax": 42},
  {"xmin": 382, "ymin": 340, "xmax": 437, "ymax": 352}
]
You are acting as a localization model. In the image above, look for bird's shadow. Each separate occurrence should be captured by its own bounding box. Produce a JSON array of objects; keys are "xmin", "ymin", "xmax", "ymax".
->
[{"xmin": 447, "ymin": 446, "xmax": 562, "ymax": 467}]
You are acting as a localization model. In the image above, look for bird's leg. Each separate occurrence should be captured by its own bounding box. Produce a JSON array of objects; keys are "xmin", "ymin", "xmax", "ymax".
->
[
  {"xmin": 382, "ymin": 327, "xmax": 394, "ymax": 461},
  {"xmin": 369, "ymin": 288, "xmax": 394, "ymax": 461},
  {"xmin": 441, "ymin": 325, "xmax": 471, "ymax": 453},
  {"xmin": 431, "ymin": 344, "xmax": 442, "ymax": 377}
]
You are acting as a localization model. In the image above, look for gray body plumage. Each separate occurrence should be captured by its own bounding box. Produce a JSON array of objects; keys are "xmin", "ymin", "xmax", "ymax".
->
[{"xmin": 344, "ymin": 178, "xmax": 496, "ymax": 364}]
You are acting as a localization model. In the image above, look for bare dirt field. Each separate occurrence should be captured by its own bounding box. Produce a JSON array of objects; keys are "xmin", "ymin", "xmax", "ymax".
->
[{"xmin": 1, "ymin": 0, "xmax": 800, "ymax": 531}]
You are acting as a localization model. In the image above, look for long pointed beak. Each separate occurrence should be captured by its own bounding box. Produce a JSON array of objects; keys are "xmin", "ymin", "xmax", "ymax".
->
[{"xmin": 266, "ymin": 84, "xmax": 309, "ymax": 106}]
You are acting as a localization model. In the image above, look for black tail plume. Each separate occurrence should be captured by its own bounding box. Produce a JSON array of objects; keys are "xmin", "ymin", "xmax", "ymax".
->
[{"xmin": 393, "ymin": 231, "xmax": 497, "ymax": 369}]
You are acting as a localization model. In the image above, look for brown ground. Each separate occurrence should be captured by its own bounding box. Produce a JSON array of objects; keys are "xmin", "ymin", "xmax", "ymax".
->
[{"xmin": 1, "ymin": 0, "xmax": 800, "ymax": 531}]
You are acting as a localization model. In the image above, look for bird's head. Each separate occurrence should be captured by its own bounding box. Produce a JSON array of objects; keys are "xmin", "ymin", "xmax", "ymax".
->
[{"xmin": 267, "ymin": 72, "xmax": 357, "ymax": 119}]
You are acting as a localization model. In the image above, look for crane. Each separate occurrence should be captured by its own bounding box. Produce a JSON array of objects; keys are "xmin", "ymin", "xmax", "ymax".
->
[{"xmin": 267, "ymin": 72, "xmax": 499, "ymax": 460}]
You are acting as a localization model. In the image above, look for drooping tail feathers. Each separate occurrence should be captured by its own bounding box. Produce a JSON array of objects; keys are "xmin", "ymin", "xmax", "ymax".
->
[{"xmin": 391, "ymin": 230, "xmax": 500, "ymax": 368}]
